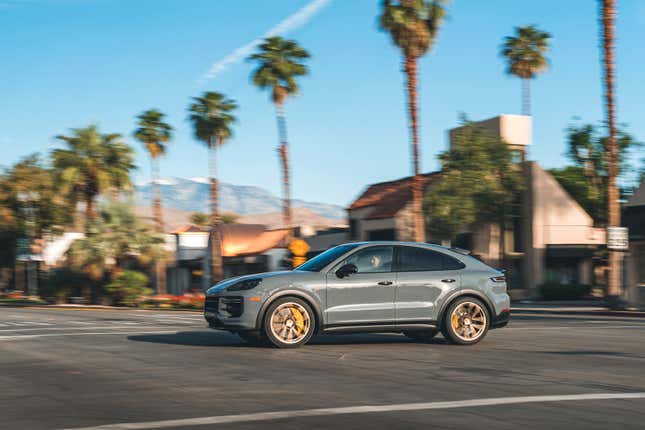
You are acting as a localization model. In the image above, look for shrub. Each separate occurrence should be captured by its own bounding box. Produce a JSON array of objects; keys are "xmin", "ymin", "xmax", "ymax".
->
[
  {"xmin": 539, "ymin": 282, "xmax": 592, "ymax": 301},
  {"xmin": 104, "ymin": 271, "xmax": 151, "ymax": 306}
]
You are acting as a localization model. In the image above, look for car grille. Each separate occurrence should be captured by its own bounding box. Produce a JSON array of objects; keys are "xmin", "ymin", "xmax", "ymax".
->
[{"xmin": 204, "ymin": 296, "xmax": 219, "ymax": 313}]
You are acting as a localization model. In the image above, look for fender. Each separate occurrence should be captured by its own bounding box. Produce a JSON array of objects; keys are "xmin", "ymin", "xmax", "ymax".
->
[
  {"xmin": 436, "ymin": 288, "xmax": 495, "ymax": 326},
  {"xmin": 255, "ymin": 288, "xmax": 324, "ymax": 332}
]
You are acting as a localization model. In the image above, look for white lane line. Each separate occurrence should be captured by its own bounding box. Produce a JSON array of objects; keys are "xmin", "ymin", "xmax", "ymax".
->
[
  {"xmin": 0, "ymin": 325, "xmax": 199, "ymax": 333},
  {"xmin": 507, "ymin": 325, "xmax": 645, "ymax": 331},
  {"xmin": 0, "ymin": 330, "xmax": 179, "ymax": 340},
  {"xmin": 59, "ymin": 392, "xmax": 645, "ymax": 430}
]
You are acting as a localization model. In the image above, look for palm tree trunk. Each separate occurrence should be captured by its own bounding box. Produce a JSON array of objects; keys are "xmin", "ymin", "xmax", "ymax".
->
[
  {"xmin": 404, "ymin": 56, "xmax": 425, "ymax": 243},
  {"xmin": 601, "ymin": 0, "xmax": 622, "ymax": 300},
  {"xmin": 86, "ymin": 197, "xmax": 96, "ymax": 222},
  {"xmin": 522, "ymin": 78, "xmax": 531, "ymax": 116},
  {"xmin": 152, "ymin": 156, "xmax": 164, "ymax": 232},
  {"xmin": 275, "ymin": 102, "xmax": 293, "ymax": 236},
  {"xmin": 151, "ymin": 156, "xmax": 167, "ymax": 295},
  {"xmin": 208, "ymin": 138, "xmax": 223, "ymax": 285}
]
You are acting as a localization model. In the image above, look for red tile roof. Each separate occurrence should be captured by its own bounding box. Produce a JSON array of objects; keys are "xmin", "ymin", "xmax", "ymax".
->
[{"xmin": 348, "ymin": 172, "xmax": 441, "ymax": 220}]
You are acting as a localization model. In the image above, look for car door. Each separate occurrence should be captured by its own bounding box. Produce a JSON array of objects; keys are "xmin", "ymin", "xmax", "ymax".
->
[
  {"xmin": 394, "ymin": 246, "xmax": 464, "ymax": 323},
  {"xmin": 325, "ymin": 245, "xmax": 396, "ymax": 326}
]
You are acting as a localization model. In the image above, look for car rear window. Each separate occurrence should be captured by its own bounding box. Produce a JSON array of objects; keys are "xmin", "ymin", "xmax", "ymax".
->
[{"xmin": 397, "ymin": 246, "xmax": 465, "ymax": 271}]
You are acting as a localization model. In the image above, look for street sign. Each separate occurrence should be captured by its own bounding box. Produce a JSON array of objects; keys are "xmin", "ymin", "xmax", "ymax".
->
[
  {"xmin": 289, "ymin": 239, "xmax": 311, "ymax": 268},
  {"xmin": 607, "ymin": 227, "xmax": 629, "ymax": 251}
]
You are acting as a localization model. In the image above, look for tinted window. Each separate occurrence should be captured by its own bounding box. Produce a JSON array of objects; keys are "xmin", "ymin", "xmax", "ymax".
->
[
  {"xmin": 296, "ymin": 244, "xmax": 359, "ymax": 272},
  {"xmin": 397, "ymin": 247, "xmax": 465, "ymax": 271},
  {"xmin": 340, "ymin": 246, "xmax": 394, "ymax": 274}
]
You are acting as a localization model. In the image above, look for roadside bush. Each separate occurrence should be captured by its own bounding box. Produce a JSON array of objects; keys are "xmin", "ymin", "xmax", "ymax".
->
[
  {"xmin": 104, "ymin": 271, "xmax": 151, "ymax": 306},
  {"xmin": 40, "ymin": 268, "xmax": 83, "ymax": 303},
  {"xmin": 539, "ymin": 282, "xmax": 592, "ymax": 301}
]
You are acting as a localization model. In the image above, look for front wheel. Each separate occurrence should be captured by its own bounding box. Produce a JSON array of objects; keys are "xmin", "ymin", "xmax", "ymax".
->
[
  {"xmin": 442, "ymin": 297, "xmax": 489, "ymax": 345},
  {"xmin": 263, "ymin": 297, "xmax": 315, "ymax": 348}
]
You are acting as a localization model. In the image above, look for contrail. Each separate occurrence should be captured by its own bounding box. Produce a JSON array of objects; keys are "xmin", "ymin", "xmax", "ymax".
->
[{"xmin": 197, "ymin": 0, "xmax": 332, "ymax": 85}]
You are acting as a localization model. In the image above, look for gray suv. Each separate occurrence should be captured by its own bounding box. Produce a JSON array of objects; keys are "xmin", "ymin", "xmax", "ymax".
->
[{"xmin": 204, "ymin": 242, "xmax": 510, "ymax": 348}]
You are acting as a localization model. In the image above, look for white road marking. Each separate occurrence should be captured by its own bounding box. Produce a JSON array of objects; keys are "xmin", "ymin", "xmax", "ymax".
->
[
  {"xmin": 507, "ymin": 325, "xmax": 644, "ymax": 331},
  {"xmin": 0, "ymin": 325, "xmax": 196, "ymax": 333},
  {"xmin": 0, "ymin": 330, "xmax": 178, "ymax": 340},
  {"xmin": 59, "ymin": 392, "xmax": 645, "ymax": 430}
]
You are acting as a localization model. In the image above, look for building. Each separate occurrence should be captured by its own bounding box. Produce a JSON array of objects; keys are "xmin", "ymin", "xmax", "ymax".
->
[
  {"xmin": 347, "ymin": 115, "xmax": 606, "ymax": 298},
  {"xmin": 170, "ymin": 224, "xmax": 291, "ymax": 293},
  {"xmin": 624, "ymin": 179, "xmax": 645, "ymax": 305}
]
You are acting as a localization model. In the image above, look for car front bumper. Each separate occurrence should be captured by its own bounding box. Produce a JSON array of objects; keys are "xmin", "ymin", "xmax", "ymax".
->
[{"xmin": 204, "ymin": 294, "xmax": 262, "ymax": 331}]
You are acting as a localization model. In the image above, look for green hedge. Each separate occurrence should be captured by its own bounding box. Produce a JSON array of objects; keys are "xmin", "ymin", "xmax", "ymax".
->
[{"xmin": 539, "ymin": 282, "xmax": 592, "ymax": 301}]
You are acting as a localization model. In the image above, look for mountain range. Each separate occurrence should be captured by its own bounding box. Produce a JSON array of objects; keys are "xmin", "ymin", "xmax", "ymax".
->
[{"xmin": 135, "ymin": 177, "xmax": 346, "ymax": 220}]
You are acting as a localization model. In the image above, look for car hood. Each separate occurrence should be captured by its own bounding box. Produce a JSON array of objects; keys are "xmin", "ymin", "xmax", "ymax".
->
[{"xmin": 206, "ymin": 270, "xmax": 312, "ymax": 295}]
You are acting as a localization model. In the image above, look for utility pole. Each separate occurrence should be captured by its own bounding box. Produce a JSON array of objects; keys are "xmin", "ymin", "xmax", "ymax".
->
[{"xmin": 600, "ymin": 0, "xmax": 623, "ymax": 305}]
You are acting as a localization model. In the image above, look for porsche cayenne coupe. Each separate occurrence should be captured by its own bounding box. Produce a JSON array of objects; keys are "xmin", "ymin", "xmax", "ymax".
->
[{"xmin": 204, "ymin": 241, "xmax": 510, "ymax": 348}]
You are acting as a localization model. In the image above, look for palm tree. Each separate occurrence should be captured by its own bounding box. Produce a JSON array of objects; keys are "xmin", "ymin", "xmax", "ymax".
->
[
  {"xmin": 600, "ymin": 0, "xmax": 621, "ymax": 300},
  {"xmin": 52, "ymin": 125, "xmax": 134, "ymax": 224},
  {"xmin": 248, "ymin": 36, "xmax": 310, "ymax": 233},
  {"xmin": 380, "ymin": 0, "xmax": 448, "ymax": 243},
  {"xmin": 188, "ymin": 92, "xmax": 237, "ymax": 284},
  {"xmin": 105, "ymin": 138, "xmax": 136, "ymax": 201},
  {"xmin": 134, "ymin": 109, "xmax": 173, "ymax": 232},
  {"xmin": 501, "ymin": 25, "xmax": 551, "ymax": 116}
]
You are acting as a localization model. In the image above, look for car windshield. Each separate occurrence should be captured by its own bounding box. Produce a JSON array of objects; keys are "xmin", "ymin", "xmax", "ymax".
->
[{"xmin": 295, "ymin": 244, "xmax": 359, "ymax": 272}]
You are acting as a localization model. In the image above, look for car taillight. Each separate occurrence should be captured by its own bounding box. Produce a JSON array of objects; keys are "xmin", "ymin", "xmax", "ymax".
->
[{"xmin": 490, "ymin": 276, "xmax": 506, "ymax": 283}]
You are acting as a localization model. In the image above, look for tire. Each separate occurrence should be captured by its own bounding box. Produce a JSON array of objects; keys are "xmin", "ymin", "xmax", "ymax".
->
[
  {"xmin": 441, "ymin": 297, "xmax": 489, "ymax": 345},
  {"xmin": 237, "ymin": 331, "xmax": 268, "ymax": 345},
  {"xmin": 403, "ymin": 329, "xmax": 438, "ymax": 341},
  {"xmin": 263, "ymin": 297, "xmax": 315, "ymax": 348}
]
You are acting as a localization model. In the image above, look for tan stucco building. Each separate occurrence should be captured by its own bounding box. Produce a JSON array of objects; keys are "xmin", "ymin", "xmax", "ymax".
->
[{"xmin": 347, "ymin": 115, "xmax": 606, "ymax": 297}]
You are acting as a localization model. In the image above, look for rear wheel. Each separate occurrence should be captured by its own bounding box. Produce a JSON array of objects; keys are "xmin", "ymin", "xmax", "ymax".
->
[
  {"xmin": 442, "ymin": 297, "xmax": 489, "ymax": 345},
  {"xmin": 403, "ymin": 329, "xmax": 438, "ymax": 341},
  {"xmin": 263, "ymin": 297, "xmax": 315, "ymax": 348}
]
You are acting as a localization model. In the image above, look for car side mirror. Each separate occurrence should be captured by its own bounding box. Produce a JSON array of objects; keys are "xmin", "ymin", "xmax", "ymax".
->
[{"xmin": 336, "ymin": 263, "xmax": 358, "ymax": 279}]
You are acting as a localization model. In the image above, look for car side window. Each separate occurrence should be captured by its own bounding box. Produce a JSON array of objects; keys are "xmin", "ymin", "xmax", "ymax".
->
[
  {"xmin": 397, "ymin": 246, "xmax": 465, "ymax": 271},
  {"xmin": 341, "ymin": 246, "xmax": 394, "ymax": 274}
]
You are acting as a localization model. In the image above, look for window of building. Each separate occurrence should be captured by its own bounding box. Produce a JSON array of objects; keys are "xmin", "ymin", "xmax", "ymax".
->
[{"xmin": 367, "ymin": 229, "xmax": 396, "ymax": 241}]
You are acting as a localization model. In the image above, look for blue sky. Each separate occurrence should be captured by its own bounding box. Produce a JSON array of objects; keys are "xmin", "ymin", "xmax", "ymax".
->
[{"xmin": 1, "ymin": 0, "xmax": 644, "ymax": 206}]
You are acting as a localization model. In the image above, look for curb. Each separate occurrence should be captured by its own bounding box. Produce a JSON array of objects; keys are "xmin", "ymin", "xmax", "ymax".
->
[{"xmin": 511, "ymin": 308, "xmax": 645, "ymax": 318}]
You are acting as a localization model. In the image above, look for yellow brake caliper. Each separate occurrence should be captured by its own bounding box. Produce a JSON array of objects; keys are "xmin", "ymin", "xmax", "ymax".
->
[
  {"xmin": 452, "ymin": 312, "xmax": 460, "ymax": 329},
  {"xmin": 289, "ymin": 307, "xmax": 305, "ymax": 334}
]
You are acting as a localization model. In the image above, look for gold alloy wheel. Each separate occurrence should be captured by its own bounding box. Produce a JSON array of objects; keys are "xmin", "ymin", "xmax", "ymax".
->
[
  {"xmin": 450, "ymin": 301, "xmax": 487, "ymax": 342},
  {"xmin": 269, "ymin": 302, "xmax": 311, "ymax": 344}
]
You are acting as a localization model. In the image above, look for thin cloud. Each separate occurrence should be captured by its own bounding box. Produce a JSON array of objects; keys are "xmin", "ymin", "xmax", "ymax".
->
[{"xmin": 197, "ymin": 0, "xmax": 332, "ymax": 85}]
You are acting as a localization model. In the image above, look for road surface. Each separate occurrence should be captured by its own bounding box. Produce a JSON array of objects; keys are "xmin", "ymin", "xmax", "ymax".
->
[{"xmin": 1, "ymin": 306, "xmax": 644, "ymax": 429}]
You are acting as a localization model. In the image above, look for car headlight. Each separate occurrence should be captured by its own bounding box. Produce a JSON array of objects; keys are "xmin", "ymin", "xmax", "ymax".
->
[{"xmin": 226, "ymin": 278, "xmax": 262, "ymax": 292}]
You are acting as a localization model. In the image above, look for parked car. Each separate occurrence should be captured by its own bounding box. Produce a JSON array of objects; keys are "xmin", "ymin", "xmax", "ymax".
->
[{"xmin": 204, "ymin": 241, "xmax": 510, "ymax": 348}]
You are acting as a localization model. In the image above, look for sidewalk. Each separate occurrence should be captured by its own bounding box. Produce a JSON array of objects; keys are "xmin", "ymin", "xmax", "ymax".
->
[{"xmin": 512, "ymin": 301, "xmax": 645, "ymax": 317}]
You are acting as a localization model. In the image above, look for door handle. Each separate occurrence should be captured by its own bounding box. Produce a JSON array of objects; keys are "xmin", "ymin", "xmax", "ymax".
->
[
  {"xmin": 441, "ymin": 279, "xmax": 456, "ymax": 283},
  {"xmin": 378, "ymin": 281, "xmax": 393, "ymax": 286}
]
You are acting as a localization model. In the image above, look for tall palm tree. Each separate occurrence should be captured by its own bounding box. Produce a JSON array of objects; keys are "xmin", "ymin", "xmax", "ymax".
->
[
  {"xmin": 501, "ymin": 25, "xmax": 551, "ymax": 116},
  {"xmin": 188, "ymin": 92, "xmax": 237, "ymax": 284},
  {"xmin": 134, "ymin": 109, "xmax": 173, "ymax": 232},
  {"xmin": 105, "ymin": 138, "xmax": 136, "ymax": 201},
  {"xmin": 600, "ymin": 0, "xmax": 621, "ymax": 300},
  {"xmin": 248, "ymin": 36, "xmax": 310, "ymax": 233},
  {"xmin": 380, "ymin": 0, "xmax": 448, "ymax": 243},
  {"xmin": 52, "ymin": 125, "xmax": 134, "ymax": 224}
]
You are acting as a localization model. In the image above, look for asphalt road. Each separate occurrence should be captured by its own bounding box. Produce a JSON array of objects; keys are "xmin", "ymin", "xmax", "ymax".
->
[{"xmin": 1, "ymin": 307, "xmax": 645, "ymax": 430}]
